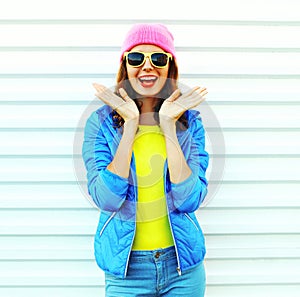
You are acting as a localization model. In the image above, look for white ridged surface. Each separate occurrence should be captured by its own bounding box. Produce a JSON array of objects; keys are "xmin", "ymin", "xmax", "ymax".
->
[{"xmin": 1, "ymin": 1, "xmax": 300, "ymax": 296}]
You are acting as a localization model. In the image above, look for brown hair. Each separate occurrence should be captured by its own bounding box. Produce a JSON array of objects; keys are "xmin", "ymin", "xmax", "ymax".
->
[{"xmin": 112, "ymin": 58, "xmax": 188, "ymax": 130}]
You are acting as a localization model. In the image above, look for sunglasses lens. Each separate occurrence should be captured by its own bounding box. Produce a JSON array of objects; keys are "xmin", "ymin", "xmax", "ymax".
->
[
  {"xmin": 126, "ymin": 52, "xmax": 170, "ymax": 67},
  {"xmin": 127, "ymin": 52, "xmax": 144, "ymax": 66},
  {"xmin": 151, "ymin": 53, "xmax": 169, "ymax": 67}
]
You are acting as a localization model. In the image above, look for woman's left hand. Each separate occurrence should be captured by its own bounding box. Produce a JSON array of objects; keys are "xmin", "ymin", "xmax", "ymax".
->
[{"xmin": 159, "ymin": 86, "xmax": 207, "ymax": 125}]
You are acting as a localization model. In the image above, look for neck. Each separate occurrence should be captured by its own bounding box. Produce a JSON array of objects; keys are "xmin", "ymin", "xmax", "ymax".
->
[
  {"xmin": 138, "ymin": 97, "xmax": 158, "ymax": 113},
  {"xmin": 139, "ymin": 112, "xmax": 158, "ymax": 125},
  {"xmin": 137, "ymin": 97, "xmax": 159, "ymax": 125}
]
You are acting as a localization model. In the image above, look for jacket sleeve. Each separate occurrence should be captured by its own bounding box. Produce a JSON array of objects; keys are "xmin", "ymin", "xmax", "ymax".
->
[
  {"xmin": 170, "ymin": 113, "xmax": 209, "ymax": 213},
  {"xmin": 82, "ymin": 110, "xmax": 129, "ymax": 211}
]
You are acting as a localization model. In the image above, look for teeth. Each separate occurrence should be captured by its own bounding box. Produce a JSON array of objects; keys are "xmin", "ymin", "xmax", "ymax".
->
[{"xmin": 139, "ymin": 77, "xmax": 157, "ymax": 81}]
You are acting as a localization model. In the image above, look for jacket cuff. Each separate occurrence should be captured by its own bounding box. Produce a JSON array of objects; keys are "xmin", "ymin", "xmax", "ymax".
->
[
  {"xmin": 97, "ymin": 168, "xmax": 129, "ymax": 210},
  {"xmin": 170, "ymin": 173, "xmax": 203, "ymax": 212}
]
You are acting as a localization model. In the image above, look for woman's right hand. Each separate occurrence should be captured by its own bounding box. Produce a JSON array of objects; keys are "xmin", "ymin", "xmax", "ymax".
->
[
  {"xmin": 93, "ymin": 83, "xmax": 139, "ymax": 178},
  {"xmin": 93, "ymin": 83, "xmax": 139, "ymax": 124}
]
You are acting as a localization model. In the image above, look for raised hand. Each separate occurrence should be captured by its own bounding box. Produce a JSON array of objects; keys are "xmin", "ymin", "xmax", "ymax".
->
[
  {"xmin": 93, "ymin": 83, "xmax": 139, "ymax": 123},
  {"xmin": 159, "ymin": 86, "xmax": 207, "ymax": 125}
]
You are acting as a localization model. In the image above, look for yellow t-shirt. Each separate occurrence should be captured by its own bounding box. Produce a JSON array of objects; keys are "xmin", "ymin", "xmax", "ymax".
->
[{"xmin": 132, "ymin": 125, "xmax": 174, "ymax": 250}]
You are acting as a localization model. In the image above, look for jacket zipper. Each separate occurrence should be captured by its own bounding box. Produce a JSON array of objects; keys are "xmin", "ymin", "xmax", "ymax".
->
[
  {"xmin": 124, "ymin": 154, "xmax": 137, "ymax": 278},
  {"xmin": 164, "ymin": 162, "xmax": 182, "ymax": 276},
  {"xmin": 166, "ymin": 202, "xmax": 182, "ymax": 276},
  {"xmin": 184, "ymin": 213, "xmax": 199, "ymax": 232},
  {"xmin": 99, "ymin": 212, "xmax": 116, "ymax": 236}
]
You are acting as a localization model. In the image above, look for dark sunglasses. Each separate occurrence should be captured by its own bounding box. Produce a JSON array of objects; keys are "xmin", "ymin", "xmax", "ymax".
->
[{"xmin": 123, "ymin": 51, "xmax": 172, "ymax": 68}]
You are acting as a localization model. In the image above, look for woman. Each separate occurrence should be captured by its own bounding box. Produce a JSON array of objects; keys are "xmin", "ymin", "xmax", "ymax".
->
[{"xmin": 82, "ymin": 23, "xmax": 209, "ymax": 297}]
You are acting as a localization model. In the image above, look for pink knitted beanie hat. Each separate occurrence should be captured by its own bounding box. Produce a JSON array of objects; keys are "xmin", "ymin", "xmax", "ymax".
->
[{"xmin": 120, "ymin": 23, "xmax": 176, "ymax": 61}]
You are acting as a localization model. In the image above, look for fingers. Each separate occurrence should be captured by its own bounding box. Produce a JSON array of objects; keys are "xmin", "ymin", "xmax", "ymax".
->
[
  {"xmin": 177, "ymin": 86, "xmax": 207, "ymax": 110},
  {"xmin": 119, "ymin": 88, "xmax": 131, "ymax": 102},
  {"xmin": 181, "ymin": 86, "xmax": 207, "ymax": 101},
  {"xmin": 93, "ymin": 83, "xmax": 107, "ymax": 93},
  {"xmin": 196, "ymin": 87, "xmax": 208, "ymax": 101},
  {"xmin": 178, "ymin": 86, "xmax": 207, "ymax": 100},
  {"xmin": 166, "ymin": 89, "xmax": 181, "ymax": 102},
  {"xmin": 93, "ymin": 83, "xmax": 111, "ymax": 100},
  {"xmin": 193, "ymin": 86, "xmax": 207, "ymax": 96},
  {"xmin": 192, "ymin": 87, "xmax": 207, "ymax": 106},
  {"xmin": 93, "ymin": 83, "xmax": 132, "ymax": 102}
]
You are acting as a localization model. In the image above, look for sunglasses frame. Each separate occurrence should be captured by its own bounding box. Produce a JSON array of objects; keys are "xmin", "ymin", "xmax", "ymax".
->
[{"xmin": 123, "ymin": 51, "xmax": 172, "ymax": 68}]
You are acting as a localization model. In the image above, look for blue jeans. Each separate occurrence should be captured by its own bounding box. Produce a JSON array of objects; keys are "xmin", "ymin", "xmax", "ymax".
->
[{"xmin": 105, "ymin": 246, "xmax": 206, "ymax": 297}]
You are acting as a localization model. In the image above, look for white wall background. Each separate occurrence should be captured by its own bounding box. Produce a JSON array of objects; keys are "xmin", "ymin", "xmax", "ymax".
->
[{"xmin": 0, "ymin": 0, "xmax": 300, "ymax": 296}]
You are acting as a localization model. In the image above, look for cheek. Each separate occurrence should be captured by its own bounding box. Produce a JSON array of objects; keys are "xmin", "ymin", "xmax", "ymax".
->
[
  {"xmin": 159, "ymin": 68, "xmax": 169, "ymax": 81},
  {"xmin": 158, "ymin": 70, "xmax": 169, "ymax": 85},
  {"xmin": 127, "ymin": 68, "xmax": 139, "ymax": 79}
]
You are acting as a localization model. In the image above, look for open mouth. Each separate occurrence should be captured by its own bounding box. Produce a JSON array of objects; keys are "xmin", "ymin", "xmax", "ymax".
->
[{"xmin": 138, "ymin": 76, "xmax": 158, "ymax": 88}]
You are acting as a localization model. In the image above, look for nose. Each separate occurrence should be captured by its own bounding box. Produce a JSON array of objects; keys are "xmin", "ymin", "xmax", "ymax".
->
[{"xmin": 142, "ymin": 57, "xmax": 153, "ymax": 71}]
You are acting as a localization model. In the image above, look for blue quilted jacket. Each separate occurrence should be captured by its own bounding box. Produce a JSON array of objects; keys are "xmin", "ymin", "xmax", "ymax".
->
[{"xmin": 82, "ymin": 105, "xmax": 209, "ymax": 278}]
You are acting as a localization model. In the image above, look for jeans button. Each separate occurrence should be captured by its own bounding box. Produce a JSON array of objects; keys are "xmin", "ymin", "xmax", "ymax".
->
[{"xmin": 154, "ymin": 252, "xmax": 161, "ymax": 259}]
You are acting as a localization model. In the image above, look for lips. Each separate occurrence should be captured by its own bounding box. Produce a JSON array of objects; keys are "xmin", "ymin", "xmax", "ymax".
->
[{"xmin": 138, "ymin": 75, "xmax": 158, "ymax": 88}]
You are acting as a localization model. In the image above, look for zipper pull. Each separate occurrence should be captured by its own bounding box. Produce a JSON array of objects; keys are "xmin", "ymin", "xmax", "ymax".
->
[{"xmin": 176, "ymin": 267, "xmax": 182, "ymax": 276}]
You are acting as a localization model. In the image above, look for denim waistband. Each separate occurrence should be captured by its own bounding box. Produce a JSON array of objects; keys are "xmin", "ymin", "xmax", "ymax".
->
[{"xmin": 130, "ymin": 246, "xmax": 176, "ymax": 262}]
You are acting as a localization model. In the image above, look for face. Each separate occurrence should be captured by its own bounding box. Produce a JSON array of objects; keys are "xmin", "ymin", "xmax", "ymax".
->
[{"xmin": 125, "ymin": 44, "xmax": 170, "ymax": 97}]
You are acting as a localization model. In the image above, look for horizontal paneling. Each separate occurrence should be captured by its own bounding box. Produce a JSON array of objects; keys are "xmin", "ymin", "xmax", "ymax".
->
[
  {"xmin": 0, "ymin": 184, "xmax": 90, "ymax": 209},
  {"xmin": 206, "ymin": 131, "xmax": 300, "ymax": 155},
  {"xmin": 198, "ymin": 208, "xmax": 300, "ymax": 234},
  {"xmin": 1, "ymin": 5, "xmax": 300, "ymax": 296},
  {"xmin": 1, "ymin": 78, "xmax": 300, "ymax": 102},
  {"xmin": 0, "ymin": 288, "xmax": 104, "ymax": 297},
  {"xmin": 0, "ymin": 157, "xmax": 299, "ymax": 182},
  {"xmin": 0, "ymin": 258, "xmax": 299, "ymax": 286},
  {"xmin": 206, "ymin": 285, "xmax": 300, "ymax": 297},
  {"xmin": 207, "ymin": 258, "xmax": 300, "ymax": 284},
  {"xmin": 1, "ymin": 24, "xmax": 300, "ymax": 48},
  {"xmin": 206, "ymin": 234, "xmax": 300, "ymax": 258},
  {"xmin": 207, "ymin": 183, "xmax": 300, "ymax": 208},
  {"xmin": 1, "ymin": 234, "xmax": 299, "ymax": 260},
  {"xmin": 0, "ymin": 209, "xmax": 99, "ymax": 235},
  {"xmin": 0, "ymin": 208, "xmax": 299, "ymax": 235},
  {"xmin": 0, "ymin": 131, "xmax": 76, "ymax": 155},
  {"xmin": 0, "ymin": 260, "xmax": 103, "ymax": 286},
  {"xmin": 0, "ymin": 236, "xmax": 94, "ymax": 260},
  {"xmin": 1, "ymin": 0, "xmax": 299, "ymax": 21},
  {"xmin": 1, "ymin": 104, "xmax": 299, "ymax": 128},
  {"xmin": 1, "ymin": 182, "xmax": 300, "ymax": 209},
  {"xmin": 1, "ymin": 51, "xmax": 300, "ymax": 74},
  {"xmin": 1, "ymin": 130, "xmax": 300, "ymax": 155},
  {"xmin": 0, "ymin": 78, "xmax": 110, "ymax": 102}
]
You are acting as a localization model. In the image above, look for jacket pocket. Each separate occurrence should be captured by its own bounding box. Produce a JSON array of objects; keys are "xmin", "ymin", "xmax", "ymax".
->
[
  {"xmin": 184, "ymin": 213, "xmax": 199, "ymax": 232},
  {"xmin": 99, "ymin": 212, "xmax": 116, "ymax": 236}
]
